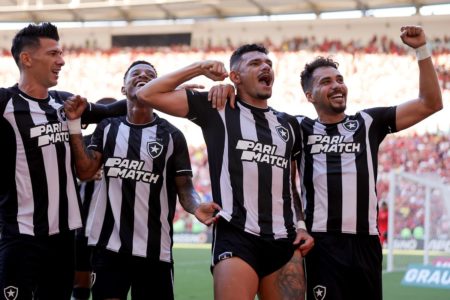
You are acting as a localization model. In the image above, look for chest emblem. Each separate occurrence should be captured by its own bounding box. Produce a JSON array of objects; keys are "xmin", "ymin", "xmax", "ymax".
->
[
  {"xmin": 342, "ymin": 120, "xmax": 359, "ymax": 132},
  {"xmin": 147, "ymin": 141, "xmax": 163, "ymax": 159},
  {"xmin": 275, "ymin": 125, "xmax": 289, "ymax": 142}
]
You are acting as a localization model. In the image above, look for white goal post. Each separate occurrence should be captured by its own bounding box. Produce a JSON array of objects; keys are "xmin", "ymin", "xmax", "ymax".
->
[{"xmin": 386, "ymin": 171, "xmax": 450, "ymax": 272}]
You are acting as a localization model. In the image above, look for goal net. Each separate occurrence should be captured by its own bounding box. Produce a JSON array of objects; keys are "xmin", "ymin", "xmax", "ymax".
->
[{"xmin": 385, "ymin": 171, "xmax": 450, "ymax": 272}]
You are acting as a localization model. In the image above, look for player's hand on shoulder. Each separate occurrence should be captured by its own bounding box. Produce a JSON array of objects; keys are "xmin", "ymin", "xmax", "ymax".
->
[
  {"xmin": 400, "ymin": 25, "xmax": 426, "ymax": 48},
  {"xmin": 64, "ymin": 95, "xmax": 88, "ymax": 120},
  {"xmin": 208, "ymin": 84, "xmax": 236, "ymax": 110},
  {"xmin": 200, "ymin": 60, "xmax": 228, "ymax": 82}
]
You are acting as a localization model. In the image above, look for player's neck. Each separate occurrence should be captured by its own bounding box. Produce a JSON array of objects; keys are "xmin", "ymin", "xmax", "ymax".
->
[
  {"xmin": 317, "ymin": 113, "xmax": 346, "ymax": 124},
  {"xmin": 127, "ymin": 102, "xmax": 154, "ymax": 125},
  {"xmin": 18, "ymin": 77, "xmax": 49, "ymax": 99},
  {"xmin": 237, "ymin": 93, "xmax": 268, "ymax": 109}
]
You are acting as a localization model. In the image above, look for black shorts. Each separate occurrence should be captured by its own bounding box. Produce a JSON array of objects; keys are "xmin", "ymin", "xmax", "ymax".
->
[
  {"xmin": 305, "ymin": 233, "xmax": 382, "ymax": 300},
  {"xmin": 0, "ymin": 231, "xmax": 75, "ymax": 300},
  {"xmin": 74, "ymin": 232, "xmax": 92, "ymax": 272},
  {"xmin": 91, "ymin": 248, "xmax": 174, "ymax": 300},
  {"xmin": 211, "ymin": 217, "xmax": 296, "ymax": 278}
]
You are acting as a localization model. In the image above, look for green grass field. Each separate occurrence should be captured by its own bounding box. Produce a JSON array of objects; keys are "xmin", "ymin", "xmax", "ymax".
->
[{"xmin": 171, "ymin": 245, "xmax": 450, "ymax": 300}]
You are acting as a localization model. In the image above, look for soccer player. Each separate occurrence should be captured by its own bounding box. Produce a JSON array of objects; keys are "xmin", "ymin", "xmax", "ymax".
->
[
  {"xmin": 0, "ymin": 22, "xmax": 126, "ymax": 300},
  {"xmin": 136, "ymin": 44, "xmax": 314, "ymax": 300},
  {"xmin": 64, "ymin": 60, "xmax": 221, "ymax": 300},
  {"xmin": 297, "ymin": 25, "xmax": 442, "ymax": 300},
  {"xmin": 72, "ymin": 97, "xmax": 118, "ymax": 300}
]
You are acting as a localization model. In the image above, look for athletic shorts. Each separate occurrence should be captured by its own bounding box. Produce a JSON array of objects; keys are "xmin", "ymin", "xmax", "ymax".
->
[
  {"xmin": 305, "ymin": 233, "xmax": 382, "ymax": 300},
  {"xmin": 0, "ymin": 231, "xmax": 75, "ymax": 300},
  {"xmin": 211, "ymin": 217, "xmax": 296, "ymax": 278},
  {"xmin": 91, "ymin": 247, "xmax": 174, "ymax": 300},
  {"xmin": 74, "ymin": 232, "xmax": 92, "ymax": 272}
]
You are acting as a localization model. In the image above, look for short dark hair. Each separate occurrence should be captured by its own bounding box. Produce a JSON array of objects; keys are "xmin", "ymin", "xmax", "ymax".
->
[
  {"xmin": 230, "ymin": 44, "xmax": 268, "ymax": 70},
  {"xmin": 123, "ymin": 60, "xmax": 157, "ymax": 80},
  {"xmin": 11, "ymin": 22, "xmax": 59, "ymax": 67},
  {"xmin": 300, "ymin": 56, "xmax": 339, "ymax": 93}
]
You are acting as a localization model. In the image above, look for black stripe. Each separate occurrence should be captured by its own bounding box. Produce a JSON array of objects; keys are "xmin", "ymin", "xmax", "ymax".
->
[
  {"xmin": 252, "ymin": 110, "xmax": 273, "ymax": 237},
  {"xmin": 300, "ymin": 118, "xmax": 315, "ymax": 231},
  {"xmin": 118, "ymin": 125, "xmax": 141, "ymax": 253},
  {"xmin": 355, "ymin": 116, "xmax": 370, "ymax": 233},
  {"xmin": 224, "ymin": 105, "xmax": 246, "ymax": 230},
  {"xmin": 325, "ymin": 125, "xmax": 343, "ymax": 231},
  {"xmin": 13, "ymin": 97, "xmax": 50, "ymax": 236}
]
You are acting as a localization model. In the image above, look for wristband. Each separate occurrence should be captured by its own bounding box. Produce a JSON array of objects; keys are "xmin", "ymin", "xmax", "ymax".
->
[
  {"xmin": 415, "ymin": 44, "xmax": 431, "ymax": 61},
  {"xmin": 67, "ymin": 118, "xmax": 82, "ymax": 134},
  {"xmin": 297, "ymin": 220, "xmax": 306, "ymax": 231}
]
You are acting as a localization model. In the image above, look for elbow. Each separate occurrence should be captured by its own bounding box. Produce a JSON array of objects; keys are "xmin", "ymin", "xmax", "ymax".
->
[{"xmin": 136, "ymin": 89, "xmax": 151, "ymax": 104}]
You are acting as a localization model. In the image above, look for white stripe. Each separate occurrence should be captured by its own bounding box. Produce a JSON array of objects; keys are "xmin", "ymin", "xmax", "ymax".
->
[
  {"xmin": 267, "ymin": 111, "xmax": 288, "ymax": 238},
  {"xmin": 311, "ymin": 122, "xmax": 329, "ymax": 232},
  {"xmin": 240, "ymin": 104, "xmax": 260, "ymax": 235},
  {"xmin": 217, "ymin": 109, "xmax": 233, "ymax": 221},
  {"xmin": 159, "ymin": 130, "xmax": 173, "ymax": 262},
  {"xmin": 132, "ymin": 126, "xmax": 155, "ymax": 256},
  {"xmin": 337, "ymin": 123, "xmax": 358, "ymax": 233},
  {"xmin": 4, "ymin": 98, "xmax": 34, "ymax": 235},
  {"xmin": 87, "ymin": 124, "xmax": 111, "ymax": 245},
  {"xmin": 106, "ymin": 123, "xmax": 129, "ymax": 251},
  {"xmin": 361, "ymin": 112, "xmax": 379, "ymax": 235}
]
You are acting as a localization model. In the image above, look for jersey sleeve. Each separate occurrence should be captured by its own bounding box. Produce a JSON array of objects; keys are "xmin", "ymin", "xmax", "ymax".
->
[
  {"xmin": 171, "ymin": 130, "xmax": 193, "ymax": 177},
  {"xmin": 87, "ymin": 119, "xmax": 109, "ymax": 153},
  {"xmin": 361, "ymin": 106, "xmax": 397, "ymax": 144},
  {"xmin": 81, "ymin": 99, "xmax": 127, "ymax": 124},
  {"xmin": 185, "ymin": 90, "xmax": 216, "ymax": 127}
]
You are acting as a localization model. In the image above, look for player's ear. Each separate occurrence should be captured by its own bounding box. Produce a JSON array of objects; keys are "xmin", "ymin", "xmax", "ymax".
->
[
  {"xmin": 305, "ymin": 91, "xmax": 314, "ymax": 104},
  {"xmin": 230, "ymin": 70, "xmax": 241, "ymax": 84},
  {"xmin": 20, "ymin": 51, "xmax": 32, "ymax": 68},
  {"xmin": 121, "ymin": 86, "xmax": 126, "ymax": 96}
]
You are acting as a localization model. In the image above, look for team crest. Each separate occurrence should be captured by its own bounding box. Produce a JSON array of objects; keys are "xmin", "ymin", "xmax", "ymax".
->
[
  {"xmin": 342, "ymin": 120, "xmax": 359, "ymax": 132},
  {"xmin": 3, "ymin": 286, "xmax": 18, "ymax": 300},
  {"xmin": 56, "ymin": 106, "xmax": 67, "ymax": 122},
  {"xmin": 313, "ymin": 285, "xmax": 326, "ymax": 300},
  {"xmin": 275, "ymin": 125, "xmax": 289, "ymax": 142},
  {"xmin": 147, "ymin": 141, "xmax": 163, "ymax": 159}
]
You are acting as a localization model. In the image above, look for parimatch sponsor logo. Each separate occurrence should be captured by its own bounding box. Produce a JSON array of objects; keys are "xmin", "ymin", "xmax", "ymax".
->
[
  {"xmin": 236, "ymin": 139, "xmax": 288, "ymax": 168},
  {"xmin": 105, "ymin": 157, "xmax": 160, "ymax": 184},
  {"xmin": 307, "ymin": 135, "xmax": 361, "ymax": 154},
  {"xmin": 30, "ymin": 122, "xmax": 69, "ymax": 147}
]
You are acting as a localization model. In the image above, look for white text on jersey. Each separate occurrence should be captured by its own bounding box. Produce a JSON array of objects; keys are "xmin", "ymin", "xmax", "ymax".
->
[
  {"xmin": 307, "ymin": 134, "xmax": 361, "ymax": 154},
  {"xmin": 30, "ymin": 122, "xmax": 69, "ymax": 147},
  {"xmin": 236, "ymin": 139, "xmax": 288, "ymax": 168},
  {"xmin": 105, "ymin": 157, "xmax": 160, "ymax": 184}
]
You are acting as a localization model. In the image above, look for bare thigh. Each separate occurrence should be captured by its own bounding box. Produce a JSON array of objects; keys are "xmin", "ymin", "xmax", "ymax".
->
[
  {"xmin": 258, "ymin": 250, "xmax": 305, "ymax": 300},
  {"xmin": 213, "ymin": 257, "xmax": 259, "ymax": 300}
]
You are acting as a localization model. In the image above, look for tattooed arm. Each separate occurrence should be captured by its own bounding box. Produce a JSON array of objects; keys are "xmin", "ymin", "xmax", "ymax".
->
[
  {"xmin": 64, "ymin": 95, "xmax": 103, "ymax": 181},
  {"xmin": 175, "ymin": 176, "xmax": 221, "ymax": 226}
]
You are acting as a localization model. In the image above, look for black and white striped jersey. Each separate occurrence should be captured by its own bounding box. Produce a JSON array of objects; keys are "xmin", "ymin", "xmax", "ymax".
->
[
  {"xmin": 0, "ymin": 85, "xmax": 82, "ymax": 237},
  {"xmin": 296, "ymin": 107, "xmax": 397, "ymax": 235},
  {"xmin": 186, "ymin": 90, "xmax": 301, "ymax": 240},
  {"xmin": 86, "ymin": 114, "xmax": 192, "ymax": 262}
]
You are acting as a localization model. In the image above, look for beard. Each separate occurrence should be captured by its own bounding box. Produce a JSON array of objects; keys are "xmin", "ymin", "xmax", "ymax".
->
[
  {"xmin": 331, "ymin": 104, "xmax": 346, "ymax": 114},
  {"xmin": 255, "ymin": 91, "xmax": 272, "ymax": 100}
]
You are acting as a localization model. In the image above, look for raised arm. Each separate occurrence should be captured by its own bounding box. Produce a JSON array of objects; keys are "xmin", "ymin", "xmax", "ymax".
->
[
  {"xmin": 396, "ymin": 25, "xmax": 443, "ymax": 131},
  {"xmin": 65, "ymin": 95, "xmax": 103, "ymax": 181},
  {"xmin": 175, "ymin": 176, "xmax": 221, "ymax": 226},
  {"xmin": 136, "ymin": 60, "xmax": 228, "ymax": 117}
]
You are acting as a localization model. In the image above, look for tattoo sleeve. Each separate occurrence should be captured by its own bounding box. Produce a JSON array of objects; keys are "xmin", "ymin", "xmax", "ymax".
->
[
  {"xmin": 175, "ymin": 176, "xmax": 200, "ymax": 214},
  {"xmin": 69, "ymin": 133, "xmax": 102, "ymax": 180}
]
